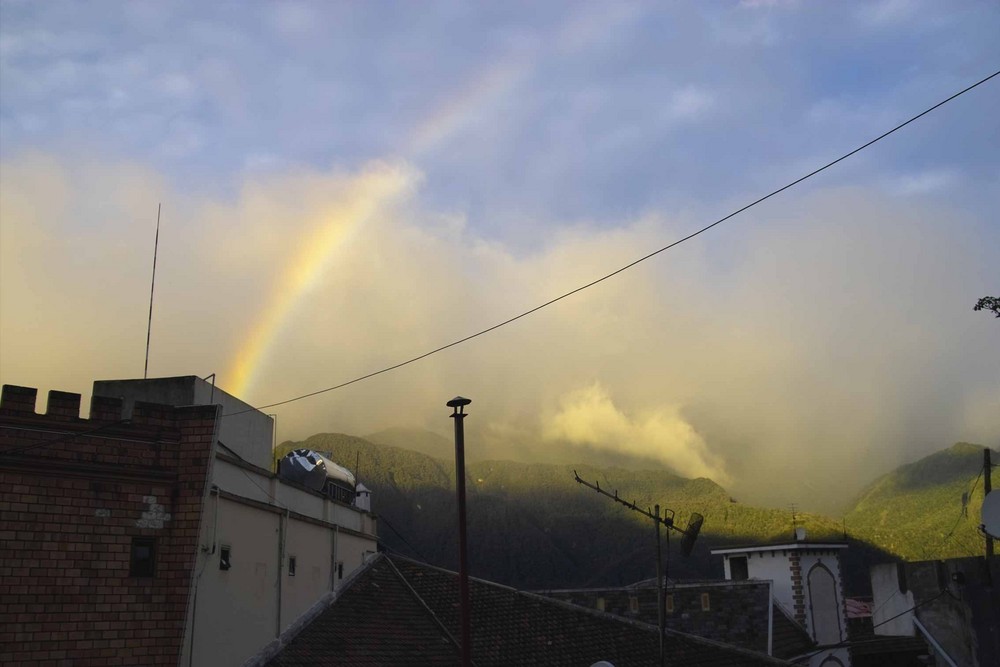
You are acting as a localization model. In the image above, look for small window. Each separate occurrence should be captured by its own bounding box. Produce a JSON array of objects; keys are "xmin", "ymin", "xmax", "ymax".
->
[
  {"xmin": 129, "ymin": 537, "xmax": 156, "ymax": 577},
  {"xmin": 629, "ymin": 596, "xmax": 639, "ymax": 613},
  {"xmin": 596, "ymin": 597, "xmax": 606, "ymax": 611},
  {"xmin": 220, "ymin": 545, "xmax": 232, "ymax": 571},
  {"xmin": 730, "ymin": 556, "xmax": 749, "ymax": 581},
  {"xmin": 701, "ymin": 593, "xmax": 711, "ymax": 611},
  {"xmin": 337, "ymin": 562, "xmax": 344, "ymax": 580},
  {"xmin": 288, "ymin": 556, "xmax": 296, "ymax": 577},
  {"xmin": 665, "ymin": 594, "xmax": 674, "ymax": 613}
]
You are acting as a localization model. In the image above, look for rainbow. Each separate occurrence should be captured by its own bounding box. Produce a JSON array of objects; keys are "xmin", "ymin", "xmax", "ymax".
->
[
  {"xmin": 225, "ymin": 164, "xmax": 415, "ymax": 398},
  {"xmin": 406, "ymin": 60, "xmax": 523, "ymax": 156},
  {"xmin": 225, "ymin": 59, "xmax": 525, "ymax": 401}
]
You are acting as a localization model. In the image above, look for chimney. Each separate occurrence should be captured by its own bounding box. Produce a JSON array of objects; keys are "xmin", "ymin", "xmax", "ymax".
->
[{"xmin": 795, "ymin": 527, "xmax": 807, "ymax": 541}]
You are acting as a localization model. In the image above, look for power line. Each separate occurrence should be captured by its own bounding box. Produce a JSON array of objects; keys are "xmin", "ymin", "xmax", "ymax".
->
[
  {"xmin": 224, "ymin": 69, "xmax": 1000, "ymax": 418},
  {"xmin": 942, "ymin": 468, "xmax": 984, "ymax": 543},
  {"xmin": 0, "ymin": 418, "xmax": 132, "ymax": 457},
  {"xmin": 378, "ymin": 514, "xmax": 428, "ymax": 561},
  {"xmin": 797, "ymin": 590, "xmax": 949, "ymax": 661}
]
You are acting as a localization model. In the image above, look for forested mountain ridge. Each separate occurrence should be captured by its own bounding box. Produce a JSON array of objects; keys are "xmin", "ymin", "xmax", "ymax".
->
[
  {"xmin": 275, "ymin": 433, "xmax": 894, "ymax": 594},
  {"xmin": 843, "ymin": 442, "xmax": 994, "ymax": 561}
]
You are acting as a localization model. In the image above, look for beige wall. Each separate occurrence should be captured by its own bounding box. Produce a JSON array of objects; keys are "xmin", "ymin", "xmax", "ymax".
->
[
  {"xmin": 281, "ymin": 519, "xmax": 333, "ymax": 628},
  {"xmin": 180, "ymin": 459, "xmax": 378, "ymax": 667},
  {"xmin": 183, "ymin": 495, "xmax": 281, "ymax": 667}
]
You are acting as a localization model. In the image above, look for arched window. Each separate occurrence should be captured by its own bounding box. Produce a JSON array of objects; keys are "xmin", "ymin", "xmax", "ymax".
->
[{"xmin": 807, "ymin": 562, "xmax": 842, "ymax": 644}]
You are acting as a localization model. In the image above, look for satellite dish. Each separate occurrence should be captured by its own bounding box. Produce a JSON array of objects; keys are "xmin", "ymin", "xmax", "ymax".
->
[
  {"xmin": 681, "ymin": 513, "xmax": 704, "ymax": 557},
  {"xmin": 982, "ymin": 491, "xmax": 1000, "ymax": 539}
]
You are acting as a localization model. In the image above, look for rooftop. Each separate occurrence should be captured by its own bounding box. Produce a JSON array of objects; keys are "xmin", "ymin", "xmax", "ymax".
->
[{"xmin": 264, "ymin": 554, "xmax": 792, "ymax": 666}]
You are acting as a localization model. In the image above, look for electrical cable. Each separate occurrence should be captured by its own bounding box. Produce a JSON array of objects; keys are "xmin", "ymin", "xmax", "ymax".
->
[
  {"xmin": 796, "ymin": 590, "xmax": 948, "ymax": 661},
  {"xmin": 0, "ymin": 418, "xmax": 132, "ymax": 456},
  {"xmin": 209, "ymin": 67, "xmax": 994, "ymax": 417},
  {"xmin": 942, "ymin": 469, "xmax": 984, "ymax": 542},
  {"xmin": 377, "ymin": 514, "xmax": 429, "ymax": 561}
]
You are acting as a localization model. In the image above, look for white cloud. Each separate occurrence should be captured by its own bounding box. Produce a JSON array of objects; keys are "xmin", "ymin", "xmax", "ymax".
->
[
  {"xmin": 2, "ymin": 154, "xmax": 997, "ymax": 512},
  {"xmin": 888, "ymin": 168, "xmax": 959, "ymax": 195},
  {"xmin": 544, "ymin": 383, "xmax": 729, "ymax": 483}
]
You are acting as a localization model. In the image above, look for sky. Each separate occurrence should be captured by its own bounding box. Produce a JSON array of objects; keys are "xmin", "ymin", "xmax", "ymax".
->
[{"xmin": 1, "ymin": 0, "xmax": 998, "ymax": 512}]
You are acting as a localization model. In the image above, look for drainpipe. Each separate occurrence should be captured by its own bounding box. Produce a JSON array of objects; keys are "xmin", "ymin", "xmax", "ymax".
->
[
  {"xmin": 188, "ymin": 488, "xmax": 220, "ymax": 667},
  {"xmin": 332, "ymin": 524, "xmax": 339, "ymax": 590},
  {"xmin": 276, "ymin": 509, "xmax": 288, "ymax": 637},
  {"xmin": 767, "ymin": 580, "xmax": 774, "ymax": 656}
]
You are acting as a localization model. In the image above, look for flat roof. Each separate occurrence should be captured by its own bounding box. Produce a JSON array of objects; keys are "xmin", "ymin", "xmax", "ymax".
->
[{"xmin": 711, "ymin": 542, "xmax": 848, "ymax": 555}]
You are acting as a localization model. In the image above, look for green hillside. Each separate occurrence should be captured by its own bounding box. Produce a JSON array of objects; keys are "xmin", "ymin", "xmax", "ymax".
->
[
  {"xmin": 844, "ymin": 442, "xmax": 993, "ymax": 561},
  {"xmin": 365, "ymin": 427, "xmax": 454, "ymax": 460},
  {"xmin": 276, "ymin": 433, "xmax": 888, "ymax": 593}
]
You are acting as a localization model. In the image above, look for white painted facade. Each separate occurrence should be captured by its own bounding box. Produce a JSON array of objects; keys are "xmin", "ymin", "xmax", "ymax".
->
[
  {"xmin": 712, "ymin": 540, "xmax": 850, "ymax": 667},
  {"xmin": 92, "ymin": 377, "xmax": 378, "ymax": 667},
  {"xmin": 869, "ymin": 562, "xmax": 915, "ymax": 637}
]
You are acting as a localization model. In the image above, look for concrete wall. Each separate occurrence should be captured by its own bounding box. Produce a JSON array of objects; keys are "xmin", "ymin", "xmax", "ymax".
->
[
  {"xmin": 870, "ymin": 562, "xmax": 915, "ymax": 637},
  {"xmin": 281, "ymin": 519, "xmax": 333, "ymax": 629},
  {"xmin": 735, "ymin": 551, "xmax": 796, "ymax": 618},
  {"xmin": 93, "ymin": 376, "xmax": 274, "ymax": 469},
  {"xmin": 184, "ymin": 495, "xmax": 281, "ymax": 667}
]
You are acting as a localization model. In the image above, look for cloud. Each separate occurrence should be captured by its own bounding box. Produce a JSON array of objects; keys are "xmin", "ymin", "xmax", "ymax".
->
[
  {"xmin": 888, "ymin": 168, "xmax": 959, "ymax": 195},
  {"xmin": 1, "ymin": 152, "xmax": 997, "ymax": 513},
  {"xmin": 544, "ymin": 383, "xmax": 729, "ymax": 484}
]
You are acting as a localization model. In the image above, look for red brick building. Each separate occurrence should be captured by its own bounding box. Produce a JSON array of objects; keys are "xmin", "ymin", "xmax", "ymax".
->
[{"xmin": 0, "ymin": 384, "xmax": 220, "ymax": 666}]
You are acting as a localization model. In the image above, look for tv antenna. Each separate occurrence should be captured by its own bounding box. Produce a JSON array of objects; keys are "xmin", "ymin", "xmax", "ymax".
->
[{"xmin": 573, "ymin": 471, "xmax": 704, "ymax": 667}]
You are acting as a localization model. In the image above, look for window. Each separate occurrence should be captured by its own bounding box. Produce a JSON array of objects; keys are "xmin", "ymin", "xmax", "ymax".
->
[
  {"xmin": 337, "ymin": 562, "xmax": 344, "ymax": 580},
  {"xmin": 629, "ymin": 596, "xmax": 639, "ymax": 613},
  {"xmin": 701, "ymin": 593, "xmax": 711, "ymax": 611},
  {"xmin": 129, "ymin": 537, "xmax": 156, "ymax": 577},
  {"xmin": 596, "ymin": 597, "xmax": 606, "ymax": 612},
  {"xmin": 729, "ymin": 556, "xmax": 749, "ymax": 581},
  {"xmin": 220, "ymin": 545, "xmax": 232, "ymax": 571},
  {"xmin": 288, "ymin": 556, "xmax": 296, "ymax": 577}
]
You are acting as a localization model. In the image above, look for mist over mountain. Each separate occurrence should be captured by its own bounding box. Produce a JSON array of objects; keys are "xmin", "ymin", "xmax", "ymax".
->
[{"xmin": 278, "ymin": 431, "xmax": 979, "ymax": 595}]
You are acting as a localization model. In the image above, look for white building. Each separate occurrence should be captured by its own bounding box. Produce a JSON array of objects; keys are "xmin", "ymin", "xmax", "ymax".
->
[
  {"xmin": 712, "ymin": 530, "xmax": 850, "ymax": 667},
  {"xmin": 92, "ymin": 376, "xmax": 378, "ymax": 667}
]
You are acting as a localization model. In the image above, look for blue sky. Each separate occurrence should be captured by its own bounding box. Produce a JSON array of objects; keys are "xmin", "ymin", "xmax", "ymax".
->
[{"xmin": 2, "ymin": 1, "xmax": 998, "ymax": 510}]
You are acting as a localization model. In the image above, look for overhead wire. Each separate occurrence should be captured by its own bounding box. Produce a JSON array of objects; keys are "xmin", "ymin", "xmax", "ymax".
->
[
  {"xmin": 796, "ymin": 590, "xmax": 949, "ymax": 662},
  {"xmin": 377, "ymin": 514, "xmax": 429, "ymax": 561},
  {"xmin": 942, "ymin": 468, "xmax": 984, "ymax": 543},
  {"xmin": 0, "ymin": 418, "xmax": 132, "ymax": 456},
  {"xmin": 224, "ymin": 68, "xmax": 995, "ymax": 417}
]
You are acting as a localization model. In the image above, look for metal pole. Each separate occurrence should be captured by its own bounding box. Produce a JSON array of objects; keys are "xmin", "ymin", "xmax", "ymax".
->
[
  {"xmin": 448, "ymin": 396, "xmax": 473, "ymax": 667},
  {"xmin": 144, "ymin": 203, "xmax": 161, "ymax": 379},
  {"xmin": 986, "ymin": 449, "xmax": 993, "ymax": 561},
  {"xmin": 655, "ymin": 504, "xmax": 665, "ymax": 667}
]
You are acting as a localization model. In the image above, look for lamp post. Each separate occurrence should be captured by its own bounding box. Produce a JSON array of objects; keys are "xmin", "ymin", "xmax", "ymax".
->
[{"xmin": 448, "ymin": 396, "xmax": 473, "ymax": 667}]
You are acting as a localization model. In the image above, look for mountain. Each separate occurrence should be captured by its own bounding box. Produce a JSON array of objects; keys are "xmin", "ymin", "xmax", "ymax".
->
[
  {"xmin": 844, "ymin": 442, "xmax": 994, "ymax": 561},
  {"xmin": 364, "ymin": 426, "xmax": 454, "ymax": 460},
  {"xmin": 276, "ymin": 433, "xmax": 889, "ymax": 594}
]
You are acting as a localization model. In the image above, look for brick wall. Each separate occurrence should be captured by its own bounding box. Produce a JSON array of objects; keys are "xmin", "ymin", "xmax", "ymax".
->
[
  {"xmin": 540, "ymin": 581, "xmax": 772, "ymax": 654},
  {"xmin": 789, "ymin": 552, "xmax": 806, "ymax": 626},
  {"xmin": 0, "ymin": 385, "xmax": 219, "ymax": 666}
]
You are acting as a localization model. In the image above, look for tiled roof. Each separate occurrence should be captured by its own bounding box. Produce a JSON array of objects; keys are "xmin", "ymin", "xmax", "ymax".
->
[
  {"xmin": 267, "ymin": 554, "xmax": 791, "ymax": 666},
  {"xmin": 268, "ymin": 557, "xmax": 459, "ymax": 666},
  {"xmin": 770, "ymin": 605, "xmax": 815, "ymax": 659}
]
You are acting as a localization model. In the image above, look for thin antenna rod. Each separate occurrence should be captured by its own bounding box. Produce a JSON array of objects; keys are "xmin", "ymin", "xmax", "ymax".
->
[{"xmin": 144, "ymin": 203, "xmax": 161, "ymax": 379}]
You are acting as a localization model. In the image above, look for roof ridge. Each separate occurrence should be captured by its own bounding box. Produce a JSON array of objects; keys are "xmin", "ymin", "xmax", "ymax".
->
[
  {"xmin": 389, "ymin": 555, "xmax": 792, "ymax": 665},
  {"xmin": 383, "ymin": 554, "xmax": 470, "ymax": 665},
  {"xmin": 242, "ymin": 552, "xmax": 384, "ymax": 667}
]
